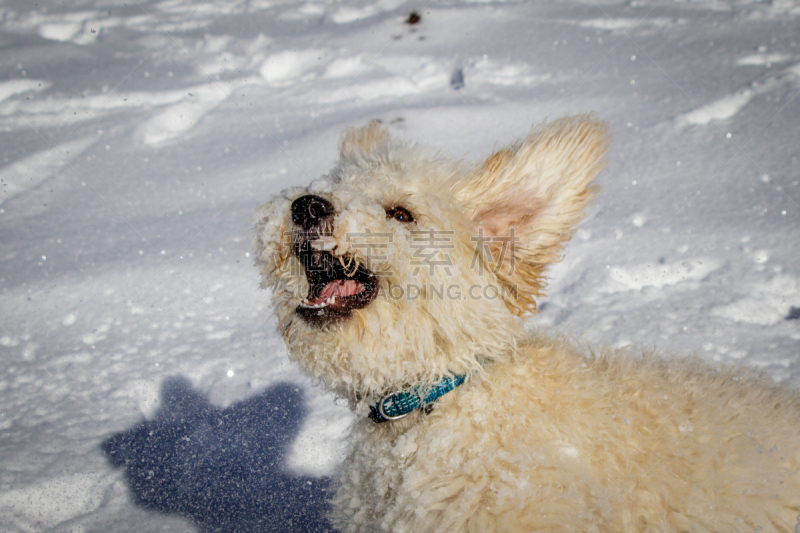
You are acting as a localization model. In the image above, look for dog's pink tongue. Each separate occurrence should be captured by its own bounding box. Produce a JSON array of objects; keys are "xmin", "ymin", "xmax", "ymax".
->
[{"xmin": 321, "ymin": 280, "xmax": 363, "ymax": 299}]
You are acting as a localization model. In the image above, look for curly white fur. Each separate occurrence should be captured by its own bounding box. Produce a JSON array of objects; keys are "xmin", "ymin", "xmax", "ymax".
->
[{"xmin": 253, "ymin": 116, "xmax": 800, "ymax": 532}]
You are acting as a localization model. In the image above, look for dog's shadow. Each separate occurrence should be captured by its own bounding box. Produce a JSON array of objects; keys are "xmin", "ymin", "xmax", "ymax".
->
[{"xmin": 102, "ymin": 377, "xmax": 334, "ymax": 532}]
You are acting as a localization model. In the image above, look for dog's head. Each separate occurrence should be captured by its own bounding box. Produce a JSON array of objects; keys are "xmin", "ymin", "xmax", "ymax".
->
[{"xmin": 254, "ymin": 116, "xmax": 609, "ymax": 402}]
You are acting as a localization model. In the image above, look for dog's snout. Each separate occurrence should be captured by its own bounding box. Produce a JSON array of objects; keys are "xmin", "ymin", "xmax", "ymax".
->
[{"xmin": 291, "ymin": 194, "xmax": 335, "ymax": 230}]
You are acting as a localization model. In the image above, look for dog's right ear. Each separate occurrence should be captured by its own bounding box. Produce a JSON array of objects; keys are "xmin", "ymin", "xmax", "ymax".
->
[
  {"xmin": 452, "ymin": 115, "xmax": 610, "ymax": 315},
  {"xmin": 339, "ymin": 121, "xmax": 390, "ymax": 160}
]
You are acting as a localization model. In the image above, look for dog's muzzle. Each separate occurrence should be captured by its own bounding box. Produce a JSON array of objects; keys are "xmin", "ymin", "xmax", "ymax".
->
[{"xmin": 290, "ymin": 195, "xmax": 379, "ymax": 325}]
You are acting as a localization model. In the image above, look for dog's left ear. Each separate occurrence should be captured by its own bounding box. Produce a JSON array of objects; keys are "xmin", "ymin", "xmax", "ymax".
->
[
  {"xmin": 339, "ymin": 120, "xmax": 390, "ymax": 160},
  {"xmin": 453, "ymin": 115, "xmax": 610, "ymax": 315}
]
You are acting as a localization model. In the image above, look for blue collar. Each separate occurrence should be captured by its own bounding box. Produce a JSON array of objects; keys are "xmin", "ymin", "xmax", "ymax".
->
[{"xmin": 368, "ymin": 374, "xmax": 468, "ymax": 423}]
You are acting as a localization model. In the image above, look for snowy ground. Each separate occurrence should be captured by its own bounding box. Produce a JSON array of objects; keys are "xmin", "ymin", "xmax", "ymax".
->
[{"xmin": 1, "ymin": 0, "xmax": 799, "ymax": 531}]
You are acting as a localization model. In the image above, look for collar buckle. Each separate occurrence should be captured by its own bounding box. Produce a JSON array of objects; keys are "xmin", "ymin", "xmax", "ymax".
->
[{"xmin": 377, "ymin": 393, "xmax": 411, "ymax": 421}]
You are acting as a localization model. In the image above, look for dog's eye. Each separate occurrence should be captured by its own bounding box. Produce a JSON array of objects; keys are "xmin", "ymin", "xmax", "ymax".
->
[{"xmin": 386, "ymin": 206, "xmax": 414, "ymax": 223}]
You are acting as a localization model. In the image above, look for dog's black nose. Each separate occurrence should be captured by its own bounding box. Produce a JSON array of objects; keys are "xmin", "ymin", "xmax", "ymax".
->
[{"xmin": 291, "ymin": 194, "xmax": 335, "ymax": 230}]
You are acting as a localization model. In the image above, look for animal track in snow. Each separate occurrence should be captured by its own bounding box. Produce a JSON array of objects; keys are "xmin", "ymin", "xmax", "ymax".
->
[
  {"xmin": 139, "ymin": 81, "xmax": 254, "ymax": 145},
  {"xmin": 330, "ymin": 0, "xmax": 406, "ymax": 24},
  {"xmin": 679, "ymin": 90, "xmax": 756, "ymax": 125},
  {"xmin": 261, "ymin": 49, "xmax": 328, "ymax": 87},
  {"xmin": 0, "ymin": 137, "xmax": 95, "ymax": 205},
  {"xmin": 677, "ymin": 62, "xmax": 800, "ymax": 126},
  {"xmin": 1, "ymin": 1, "xmax": 281, "ymax": 46},
  {"xmin": 0, "ymin": 79, "xmax": 50, "ymax": 103},
  {"xmin": 573, "ymin": 17, "xmax": 685, "ymax": 34},
  {"xmin": 467, "ymin": 57, "xmax": 553, "ymax": 87},
  {"xmin": 737, "ymin": 53, "xmax": 792, "ymax": 66},
  {"xmin": 712, "ymin": 275, "xmax": 800, "ymax": 326},
  {"xmin": 599, "ymin": 259, "xmax": 720, "ymax": 293}
]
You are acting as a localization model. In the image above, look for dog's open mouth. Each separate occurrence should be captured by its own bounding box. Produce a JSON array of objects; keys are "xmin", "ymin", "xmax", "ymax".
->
[{"xmin": 293, "ymin": 239, "xmax": 379, "ymax": 324}]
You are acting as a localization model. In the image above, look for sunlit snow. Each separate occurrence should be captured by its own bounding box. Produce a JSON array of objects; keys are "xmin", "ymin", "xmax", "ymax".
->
[{"xmin": 1, "ymin": 0, "xmax": 799, "ymax": 531}]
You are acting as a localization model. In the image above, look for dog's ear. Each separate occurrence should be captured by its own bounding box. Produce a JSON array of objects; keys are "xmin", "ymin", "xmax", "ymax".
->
[
  {"xmin": 453, "ymin": 115, "xmax": 610, "ymax": 315},
  {"xmin": 339, "ymin": 121, "xmax": 390, "ymax": 159}
]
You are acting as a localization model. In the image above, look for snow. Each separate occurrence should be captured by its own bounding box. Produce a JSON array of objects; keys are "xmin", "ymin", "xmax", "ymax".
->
[
  {"xmin": 678, "ymin": 89, "xmax": 756, "ymax": 125},
  {"xmin": 599, "ymin": 258, "xmax": 721, "ymax": 293},
  {"xmin": 0, "ymin": 0, "xmax": 799, "ymax": 531}
]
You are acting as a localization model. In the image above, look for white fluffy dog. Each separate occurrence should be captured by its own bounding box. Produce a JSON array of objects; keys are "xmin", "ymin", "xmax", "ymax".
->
[{"xmin": 253, "ymin": 116, "xmax": 800, "ymax": 532}]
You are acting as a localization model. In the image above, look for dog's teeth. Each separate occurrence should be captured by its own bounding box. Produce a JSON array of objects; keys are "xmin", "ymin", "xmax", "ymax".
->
[
  {"xmin": 311, "ymin": 238, "xmax": 337, "ymax": 251},
  {"xmin": 300, "ymin": 298, "xmax": 326, "ymax": 309}
]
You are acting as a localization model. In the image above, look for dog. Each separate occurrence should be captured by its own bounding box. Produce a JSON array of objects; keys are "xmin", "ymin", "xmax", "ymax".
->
[{"xmin": 253, "ymin": 116, "xmax": 800, "ymax": 532}]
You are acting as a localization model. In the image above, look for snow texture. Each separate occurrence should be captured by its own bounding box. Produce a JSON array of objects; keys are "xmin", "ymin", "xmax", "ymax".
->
[{"xmin": 0, "ymin": 0, "xmax": 798, "ymax": 531}]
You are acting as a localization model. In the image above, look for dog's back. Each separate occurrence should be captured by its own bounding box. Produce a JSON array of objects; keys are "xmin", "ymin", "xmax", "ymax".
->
[{"xmin": 333, "ymin": 335, "xmax": 800, "ymax": 532}]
